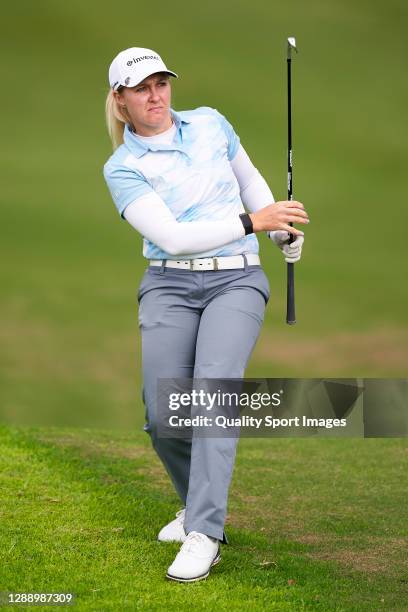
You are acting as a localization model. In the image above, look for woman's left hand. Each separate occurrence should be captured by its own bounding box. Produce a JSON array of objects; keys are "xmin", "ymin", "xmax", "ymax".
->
[{"xmin": 268, "ymin": 230, "xmax": 304, "ymax": 263}]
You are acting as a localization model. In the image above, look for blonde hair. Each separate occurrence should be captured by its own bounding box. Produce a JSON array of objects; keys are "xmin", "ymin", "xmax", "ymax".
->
[{"xmin": 105, "ymin": 88, "xmax": 132, "ymax": 151}]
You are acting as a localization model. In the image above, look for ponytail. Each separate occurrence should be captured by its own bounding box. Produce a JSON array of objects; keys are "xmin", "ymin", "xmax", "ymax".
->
[{"xmin": 105, "ymin": 88, "xmax": 131, "ymax": 151}]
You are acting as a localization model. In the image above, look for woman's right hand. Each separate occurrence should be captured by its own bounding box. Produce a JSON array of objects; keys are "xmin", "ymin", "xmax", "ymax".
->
[{"xmin": 249, "ymin": 201, "xmax": 309, "ymax": 236}]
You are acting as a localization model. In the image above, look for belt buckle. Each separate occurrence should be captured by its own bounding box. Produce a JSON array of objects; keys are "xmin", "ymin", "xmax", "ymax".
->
[{"xmin": 212, "ymin": 257, "xmax": 218, "ymax": 271}]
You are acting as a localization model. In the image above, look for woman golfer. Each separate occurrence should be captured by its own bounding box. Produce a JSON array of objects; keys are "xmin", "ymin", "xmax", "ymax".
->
[{"xmin": 103, "ymin": 47, "xmax": 308, "ymax": 582}]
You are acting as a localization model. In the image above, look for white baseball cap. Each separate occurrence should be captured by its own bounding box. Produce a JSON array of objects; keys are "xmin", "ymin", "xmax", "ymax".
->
[{"xmin": 108, "ymin": 47, "xmax": 178, "ymax": 91}]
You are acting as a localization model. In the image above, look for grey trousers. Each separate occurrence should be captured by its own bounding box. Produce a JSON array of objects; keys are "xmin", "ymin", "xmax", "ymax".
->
[{"xmin": 137, "ymin": 256, "xmax": 270, "ymax": 544}]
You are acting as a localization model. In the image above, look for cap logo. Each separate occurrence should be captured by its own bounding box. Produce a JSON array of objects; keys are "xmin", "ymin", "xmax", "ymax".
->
[
  {"xmin": 125, "ymin": 77, "xmax": 130, "ymax": 85},
  {"xmin": 126, "ymin": 55, "xmax": 160, "ymax": 67}
]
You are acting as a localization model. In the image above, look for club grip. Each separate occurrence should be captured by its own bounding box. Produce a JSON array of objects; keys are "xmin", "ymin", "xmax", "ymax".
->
[{"xmin": 286, "ymin": 261, "xmax": 296, "ymax": 325}]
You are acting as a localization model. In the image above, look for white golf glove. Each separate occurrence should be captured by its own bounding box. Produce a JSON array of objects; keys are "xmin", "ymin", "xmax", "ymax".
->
[{"xmin": 268, "ymin": 230, "xmax": 304, "ymax": 263}]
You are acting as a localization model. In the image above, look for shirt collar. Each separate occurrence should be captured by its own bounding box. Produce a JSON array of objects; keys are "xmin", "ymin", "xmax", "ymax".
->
[{"xmin": 124, "ymin": 108, "xmax": 190, "ymax": 158}]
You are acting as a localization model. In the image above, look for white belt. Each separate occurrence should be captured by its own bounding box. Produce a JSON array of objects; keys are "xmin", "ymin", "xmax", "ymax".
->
[{"xmin": 149, "ymin": 254, "xmax": 260, "ymax": 271}]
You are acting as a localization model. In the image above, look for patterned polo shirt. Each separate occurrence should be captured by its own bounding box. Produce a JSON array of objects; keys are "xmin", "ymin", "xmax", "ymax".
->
[{"xmin": 103, "ymin": 106, "xmax": 259, "ymax": 259}]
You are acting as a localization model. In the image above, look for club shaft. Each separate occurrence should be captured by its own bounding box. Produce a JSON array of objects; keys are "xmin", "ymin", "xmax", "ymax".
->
[
  {"xmin": 286, "ymin": 54, "xmax": 296, "ymax": 325},
  {"xmin": 287, "ymin": 57, "xmax": 293, "ymax": 204}
]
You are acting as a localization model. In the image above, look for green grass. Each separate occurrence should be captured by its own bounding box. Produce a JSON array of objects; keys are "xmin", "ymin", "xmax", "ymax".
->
[
  {"xmin": 1, "ymin": 0, "xmax": 408, "ymax": 429},
  {"xmin": 0, "ymin": 425, "xmax": 407, "ymax": 610}
]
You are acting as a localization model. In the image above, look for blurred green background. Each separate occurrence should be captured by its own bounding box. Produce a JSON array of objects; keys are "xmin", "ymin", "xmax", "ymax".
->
[{"xmin": 1, "ymin": 0, "xmax": 407, "ymax": 429}]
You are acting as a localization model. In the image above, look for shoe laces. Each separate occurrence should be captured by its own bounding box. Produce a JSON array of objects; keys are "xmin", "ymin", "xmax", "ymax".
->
[{"xmin": 180, "ymin": 531, "xmax": 210, "ymax": 554}]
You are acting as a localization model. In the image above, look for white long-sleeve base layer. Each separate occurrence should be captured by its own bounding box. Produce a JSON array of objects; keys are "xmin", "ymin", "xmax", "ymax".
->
[{"xmin": 123, "ymin": 143, "xmax": 275, "ymax": 257}]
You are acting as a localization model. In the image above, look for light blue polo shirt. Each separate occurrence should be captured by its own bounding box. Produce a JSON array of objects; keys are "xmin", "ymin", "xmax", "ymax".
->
[{"xmin": 103, "ymin": 107, "xmax": 260, "ymax": 259}]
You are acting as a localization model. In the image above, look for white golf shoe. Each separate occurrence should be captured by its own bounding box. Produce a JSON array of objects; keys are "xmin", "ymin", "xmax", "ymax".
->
[
  {"xmin": 157, "ymin": 508, "xmax": 187, "ymax": 543},
  {"xmin": 166, "ymin": 531, "xmax": 221, "ymax": 582}
]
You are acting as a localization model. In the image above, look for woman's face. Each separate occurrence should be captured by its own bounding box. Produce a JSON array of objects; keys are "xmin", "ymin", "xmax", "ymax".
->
[{"xmin": 114, "ymin": 72, "xmax": 172, "ymax": 136}]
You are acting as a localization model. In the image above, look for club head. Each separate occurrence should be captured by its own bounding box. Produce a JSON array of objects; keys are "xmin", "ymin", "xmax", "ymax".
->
[{"xmin": 287, "ymin": 37, "xmax": 298, "ymax": 58}]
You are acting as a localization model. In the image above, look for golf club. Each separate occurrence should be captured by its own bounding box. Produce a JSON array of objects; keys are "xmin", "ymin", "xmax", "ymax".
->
[{"xmin": 286, "ymin": 36, "xmax": 298, "ymax": 325}]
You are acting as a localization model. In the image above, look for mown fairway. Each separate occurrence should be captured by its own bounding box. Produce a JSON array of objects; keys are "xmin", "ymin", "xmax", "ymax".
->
[{"xmin": 1, "ymin": 425, "xmax": 407, "ymax": 610}]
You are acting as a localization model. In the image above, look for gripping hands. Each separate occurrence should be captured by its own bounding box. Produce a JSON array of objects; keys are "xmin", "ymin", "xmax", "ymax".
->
[{"xmin": 268, "ymin": 230, "xmax": 304, "ymax": 263}]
